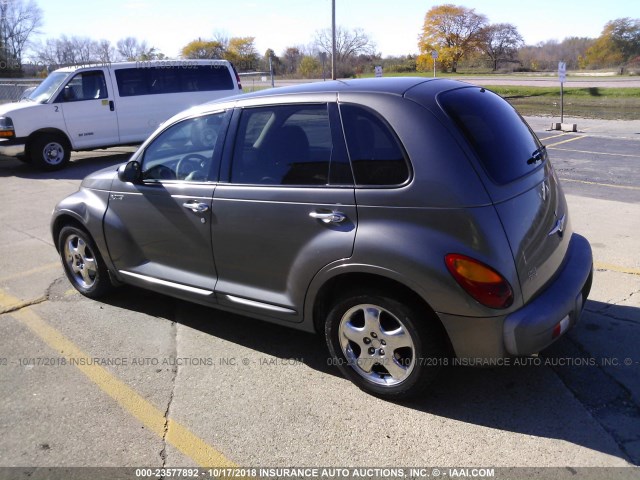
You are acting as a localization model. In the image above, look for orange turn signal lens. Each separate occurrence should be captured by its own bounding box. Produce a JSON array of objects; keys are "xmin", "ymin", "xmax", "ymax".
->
[{"xmin": 445, "ymin": 254, "xmax": 514, "ymax": 309}]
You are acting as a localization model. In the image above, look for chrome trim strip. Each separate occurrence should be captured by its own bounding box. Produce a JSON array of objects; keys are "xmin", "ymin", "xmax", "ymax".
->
[
  {"xmin": 119, "ymin": 270, "xmax": 213, "ymax": 296},
  {"xmin": 225, "ymin": 294, "xmax": 296, "ymax": 314}
]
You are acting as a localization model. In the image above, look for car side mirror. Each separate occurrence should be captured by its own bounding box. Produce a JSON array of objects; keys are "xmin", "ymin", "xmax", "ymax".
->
[
  {"xmin": 118, "ymin": 160, "xmax": 141, "ymax": 183},
  {"xmin": 61, "ymin": 85, "xmax": 74, "ymax": 102}
]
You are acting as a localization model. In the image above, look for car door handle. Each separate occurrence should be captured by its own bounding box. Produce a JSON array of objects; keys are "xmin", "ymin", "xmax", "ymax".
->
[
  {"xmin": 182, "ymin": 201, "xmax": 209, "ymax": 213},
  {"xmin": 109, "ymin": 100, "xmax": 115, "ymax": 111},
  {"xmin": 309, "ymin": 211, "xmax": 346, "ymax": 224}
]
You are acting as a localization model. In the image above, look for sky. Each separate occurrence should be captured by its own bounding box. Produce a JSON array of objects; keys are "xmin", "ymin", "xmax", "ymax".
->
[{"xmin": 28, "ymin": 0, "xmax": 640, "ymax": 60}]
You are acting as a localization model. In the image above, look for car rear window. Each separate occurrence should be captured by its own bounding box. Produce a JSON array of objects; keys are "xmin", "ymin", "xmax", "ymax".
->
[{"xmin": 439, "ymin": 87, "xmax": 544, "ymax": 185}]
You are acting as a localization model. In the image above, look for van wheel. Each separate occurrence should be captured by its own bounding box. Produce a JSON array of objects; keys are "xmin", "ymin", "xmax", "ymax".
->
[
  {"xmin": 30, "ymin": 134, "xmax": 71, "ymax": 170},
  {"xmin": 58, "ymin": 226, "xmax": 113, "ymax": 298},
  {"xmin": 325, "ymin": 291, "xmax": 447, "ymax": 399}
]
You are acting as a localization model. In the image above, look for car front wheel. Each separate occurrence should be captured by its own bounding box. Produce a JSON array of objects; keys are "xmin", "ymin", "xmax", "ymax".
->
[
  {"xmin": 325, "ymin": 291, "xmax": 447, "ymax": 399},
  {"xmin": 58, "ymin": 226, "xmax": 112, "ymax": 298},
  {"xmin": 30, "ymin": 134, "xmax": 71, "ymax": 170}
]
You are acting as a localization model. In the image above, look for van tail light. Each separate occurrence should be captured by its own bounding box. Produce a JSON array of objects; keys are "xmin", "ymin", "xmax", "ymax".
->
[
  {"xmin": 231, "ymin": 63, "xmax": 242, "ymax": 90},
  {"xmin": 445, "ymin": 254, "xmax": 514, "ymax": 309}
]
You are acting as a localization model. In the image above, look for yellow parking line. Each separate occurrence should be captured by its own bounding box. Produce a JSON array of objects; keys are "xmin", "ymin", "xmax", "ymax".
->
[
  {"xmin": 540, "ymin": 132, "xmax": 572, "ymax": 141},
  {"xmin": 548, "ymin": 148, "xmax": 640, "ymax": 159},
  {"xmin": 558, "ymin": 177, "xmax": 640, "ymax": 191},
  {"xmin": 546, "ymin": 136, "xmax": 588, "ymax": 148},
  {"xmin": 594, "ymin": 262, "xmax": 640, "ymax": 276},
  {"xmin": 0, "ymin": 262, "xmax": 60, "ymax": 283},
  {"xmin": 1, "ymin": 289, "xmax": 237, "ymax": 468}
]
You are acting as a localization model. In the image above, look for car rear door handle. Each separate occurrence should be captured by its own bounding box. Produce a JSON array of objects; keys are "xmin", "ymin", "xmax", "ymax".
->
[
  {"xmin": 182, "ymin": 201, "xmax": 209, "ymax": 213},
  {"xmin": 309, "ymin": 211, "xmax": 346, "ymax": 224},
  {"xmin": 109, "ymin": 100, "xmax": 115, "ymax": 111}
]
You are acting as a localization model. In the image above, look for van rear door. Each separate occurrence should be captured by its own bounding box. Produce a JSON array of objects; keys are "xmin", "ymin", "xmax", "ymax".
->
[
  {"xmin": 439, "ymin": 87, "xmax": 571, "ymax": 304},
  {"xmin": 55, "ymin": 68, "xmax": 119, "ymax": 148}
]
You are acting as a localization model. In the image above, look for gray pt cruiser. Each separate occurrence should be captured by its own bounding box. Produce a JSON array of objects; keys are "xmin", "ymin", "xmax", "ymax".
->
[{"xmin": 51, "ymin": 78, "xmax": 593, "ymax": 399}]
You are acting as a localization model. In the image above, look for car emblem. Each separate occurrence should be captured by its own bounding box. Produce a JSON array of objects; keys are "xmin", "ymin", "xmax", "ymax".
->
[{"xmin": 547, "ymin": 213, "xmax": 566, "ymax": 237}]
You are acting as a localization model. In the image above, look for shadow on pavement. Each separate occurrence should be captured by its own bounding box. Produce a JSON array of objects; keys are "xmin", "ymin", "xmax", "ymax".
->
[
  {"xmin": 98, "ymin": 287, "xmax": 640, "ymax": 465},
  {"xmin": 0, "ymin": 150, "xmax": 134, "ymax": 181}
]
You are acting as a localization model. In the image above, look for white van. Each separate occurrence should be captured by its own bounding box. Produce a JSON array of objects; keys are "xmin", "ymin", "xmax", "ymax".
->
[{"xmin": 0, "ymin": 60, "xmax": 242, "ymax": 170}]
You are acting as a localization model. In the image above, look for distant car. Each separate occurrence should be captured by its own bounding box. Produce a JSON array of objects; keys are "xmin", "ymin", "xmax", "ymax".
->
[
  {"xmin": 0, "ymin": 60, "xmax": 242, "ymax": 170},
  {"xmin": 51, "ymin": 78, "xmax": 593, "ymax": 399}
]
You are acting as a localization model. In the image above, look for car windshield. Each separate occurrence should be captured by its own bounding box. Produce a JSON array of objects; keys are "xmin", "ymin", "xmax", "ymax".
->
[{"xmin": 24, "ymin": 72, "xmax": 69, "ymax": 103}]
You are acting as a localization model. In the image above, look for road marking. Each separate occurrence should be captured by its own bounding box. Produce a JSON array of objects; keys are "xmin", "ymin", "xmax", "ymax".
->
[
  {"xmin": 0, "ymin": 262, "xmax": 60, "ymax": 283},
  {"xmin": 548, "ymin": 148, "xmax": 640, "ymax": 159},
  {"xmin": 0, "ymin": 289, "xmax": 237, "ymax": 468},
  {"xmin": 595, "ymin": 262, "xmax": 640, "ymax": 276},
  {"xmin": 545, "ymin": 136, "xmax": 588, "ymax": 148},
  {"xmin": 558, "ymin": 177, "xmax": 640, "ymax": 191},
  {"xmin": 540, "ymin": 132, "xmax": 572, "ymax": 141}
]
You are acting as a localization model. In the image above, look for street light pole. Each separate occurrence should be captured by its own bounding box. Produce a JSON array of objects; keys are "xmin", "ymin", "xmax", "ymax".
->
[{"xmin": 331, "ymin": 0, "xmax": 336, "ymax": 80}]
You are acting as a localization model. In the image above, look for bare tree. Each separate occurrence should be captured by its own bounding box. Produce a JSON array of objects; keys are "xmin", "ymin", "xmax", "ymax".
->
[
  {"xmin": 117, "ymin": 36, "xmax": 158, "ymax": 61},
  {"xmin": 93, "ymin": 39, "xmax": 119, "ymax": 63},
  {"xmin": 480, "ymin": 23, "xmax": 524, "ymax": 71},
  {"xmin": 0, "ymin": 0, "xmax": 44, "ymax": 68},
  {"xmin": 314, "ymin": 26, "xmax": 376, "ymax": 71}
]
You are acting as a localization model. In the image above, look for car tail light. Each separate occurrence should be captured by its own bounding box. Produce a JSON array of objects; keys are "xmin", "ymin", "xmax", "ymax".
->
[
  {"xmin": 231, "ymin": 63, "xmax": 242, "ymax": 90},
  {"xmin": 445, "ymin": 254, "xmax": 513, "ymax": 309}
]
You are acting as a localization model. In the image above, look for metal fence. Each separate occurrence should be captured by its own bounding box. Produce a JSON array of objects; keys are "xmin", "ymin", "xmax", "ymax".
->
[{"xmin": 0, "ymin": 78, "xmax": 41, "ymax": 103}]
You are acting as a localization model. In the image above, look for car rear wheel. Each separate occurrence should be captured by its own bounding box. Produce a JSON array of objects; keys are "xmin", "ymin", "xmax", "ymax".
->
[
  {"xmin": 58, "ymin": 226, "xmax": 113, "ymax": 298},
  {"xmin": 29, "ymin": 134, "xmax": 71, "ymax": 171},
  {"xmin": 325, "ymin": 291, "xmax": 447, "ymax": 399}
]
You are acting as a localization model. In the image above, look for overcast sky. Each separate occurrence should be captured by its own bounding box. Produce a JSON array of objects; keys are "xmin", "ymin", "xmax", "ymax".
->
[{"xmin": 29, "ymin": 0, "xmax": 640, "ymax": 59}]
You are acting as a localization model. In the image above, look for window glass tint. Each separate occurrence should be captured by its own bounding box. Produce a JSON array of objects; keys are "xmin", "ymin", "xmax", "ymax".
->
[
  {"xmin": 61, "ymin": 71, "xmax": 108, "ymax": 101},
  {"xmin": 231, "ymin": 104, "xmax": 332, "ymax": 186},
  {"xmin": 115, "ymin": 65, "xmax": 234, "ymax": 97},
  {"xmin": 439, "ymin": 87, "xmax": 544, "ymax": 184},
  {"xmin": 142, "ymin": 111, "xmax": 230, "ymax": 182},
  {"xmin": 340, "ymin": 104, "xmax": 409, "ymax": 186}
]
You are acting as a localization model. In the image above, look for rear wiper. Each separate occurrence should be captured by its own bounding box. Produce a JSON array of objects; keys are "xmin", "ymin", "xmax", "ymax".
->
[{"xmin": 526, "ymin": 145, "xmax": 546, "ymax": 165}]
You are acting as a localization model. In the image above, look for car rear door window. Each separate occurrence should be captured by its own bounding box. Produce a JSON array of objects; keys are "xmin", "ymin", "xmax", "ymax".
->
[
  {"xmin": 439, "ymin": 87, "xmax": 544, "ymax": 185},
  {"xmin": 339, "ymin": 104, "xmax": 410, "ymax": 186},
  {"xmin": 230, "ymin": 104, "xmax": 338, "ymax": 186}
]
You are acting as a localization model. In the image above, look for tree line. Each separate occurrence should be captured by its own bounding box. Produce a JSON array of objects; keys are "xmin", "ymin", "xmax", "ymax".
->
[
  {"xmin": 418, "ymin": 4, "xmax": 640, "ymax": 73},
  {"xmin": 1, "ymin": 0, "xmax": 638, "ymax": 79}
]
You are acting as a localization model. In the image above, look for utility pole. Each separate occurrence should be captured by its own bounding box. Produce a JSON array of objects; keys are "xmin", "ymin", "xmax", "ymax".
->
[{"xmin": 331, "ymin": 0, "xmax": 336, "ymax": 80}]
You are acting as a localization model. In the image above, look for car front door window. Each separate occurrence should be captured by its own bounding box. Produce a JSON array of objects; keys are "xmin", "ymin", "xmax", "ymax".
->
[{"xmin": 142, "ymin": 111, "xmax": 231, "ymax": 182}]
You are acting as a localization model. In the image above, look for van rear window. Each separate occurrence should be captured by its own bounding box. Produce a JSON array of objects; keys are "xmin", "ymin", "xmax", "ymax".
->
[
  {"xmin": 439, "ymin": 87, "xmax": 544, "ymax": 185},
  {"xmin": 115, "ymin": 65, "xmax": 234, "ymax": 97}
]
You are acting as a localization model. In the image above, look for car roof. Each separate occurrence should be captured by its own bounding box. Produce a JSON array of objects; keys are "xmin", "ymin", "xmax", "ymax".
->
[
  {"xmin": 53, "ymin": 59, "xmax": 232, "ymax": 73},
  {"xmin": 181, "ymin": 77, "xmax": 469, "ymax": 119}
]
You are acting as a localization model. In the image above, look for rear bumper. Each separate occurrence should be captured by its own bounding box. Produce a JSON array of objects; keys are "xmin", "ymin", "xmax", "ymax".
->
[
  {"xmin": 503, "ymin": 233, "xmax": 593, "ymax": 356},
  {"xmin": 439, "ymin": 233, "xmax": 592, "ymax": 360}
]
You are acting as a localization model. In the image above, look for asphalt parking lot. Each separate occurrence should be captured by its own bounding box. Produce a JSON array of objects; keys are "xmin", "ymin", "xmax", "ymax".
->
[{"xmin": 0, "ymin": 117, "xmax": 639, "ymax": 476}]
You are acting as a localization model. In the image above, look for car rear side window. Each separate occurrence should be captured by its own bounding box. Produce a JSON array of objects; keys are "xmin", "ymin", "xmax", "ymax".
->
[
  {"xmin": 115, "ymin": 65, "xmax": 233, "ymax": 97},
  {"xmin": 439, "ymin": 87, "xmax": 544, "ymax": 185},
  {"xmin": 339, "ymin": 104, "xmax": 409, "ymax": 186},
  {"xmin": 231, "ymin": 104, "xmax": 337, "ymax": 186}
]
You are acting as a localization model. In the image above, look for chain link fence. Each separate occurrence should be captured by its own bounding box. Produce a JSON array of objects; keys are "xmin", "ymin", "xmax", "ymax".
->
[{"xmin": 0, "ymin": 78, "xmax": 42, "ymax": 103}]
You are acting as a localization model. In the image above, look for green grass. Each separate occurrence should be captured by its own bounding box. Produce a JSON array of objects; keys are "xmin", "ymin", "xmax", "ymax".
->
[{"xmin": 485, "ymin": 86, "xmax": 640, "ymax": 120}]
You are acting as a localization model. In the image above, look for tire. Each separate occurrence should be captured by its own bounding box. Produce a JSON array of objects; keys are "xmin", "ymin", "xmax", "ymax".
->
[
  {"xmin": 58, "ymin": 226, "xmax": 113, "ymax": 298},
  {"xmin": 29, "ymin": 134, "xmax": 71, "ymax": 171},
  {"xmin": 325, "ymin": 291, "xmax": 447, "ymax": 399}
]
